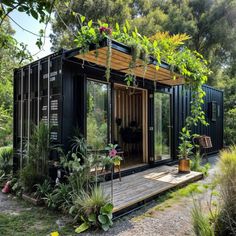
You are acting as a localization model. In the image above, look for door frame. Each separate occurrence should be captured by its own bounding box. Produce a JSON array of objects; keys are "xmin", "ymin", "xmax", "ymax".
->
[{"xmin": 112, "ymin": 83, "xmax": 148, "ymax": 164}]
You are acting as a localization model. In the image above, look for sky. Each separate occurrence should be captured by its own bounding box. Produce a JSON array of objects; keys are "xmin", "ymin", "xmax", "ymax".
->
[{"xmin": 9, "ymin": 10, "xmax": 52, "ymax": 59}]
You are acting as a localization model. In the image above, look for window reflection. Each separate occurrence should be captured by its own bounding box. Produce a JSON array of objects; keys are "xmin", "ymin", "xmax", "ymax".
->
[
  {"xmin": 154, "ymin": 93, "xmax": 171, "ymax": 161},
  {"xmin": 87, "ymin": 80, "xmax": 108, "ymax": 150}
]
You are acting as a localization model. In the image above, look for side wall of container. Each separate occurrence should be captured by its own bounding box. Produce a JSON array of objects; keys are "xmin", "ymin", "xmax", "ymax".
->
[
  {"xmin": 172, "ymin": 84, "xmax": 224, "ymax": 157},
  {"xmin": 13, "ymin": 53, "xmax": 63, "ymax": 172}
]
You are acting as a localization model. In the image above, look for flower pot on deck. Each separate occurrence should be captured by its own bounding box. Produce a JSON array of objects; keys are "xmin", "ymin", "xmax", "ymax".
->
[{"xmin": 178, "ymin": 158, "xmax": 190, "ymax": 173}]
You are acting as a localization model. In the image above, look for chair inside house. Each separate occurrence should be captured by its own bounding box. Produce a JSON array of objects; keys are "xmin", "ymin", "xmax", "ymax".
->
[{"xmin": 118, "ymin": 121, "xmax": 142, "ymax": 168}]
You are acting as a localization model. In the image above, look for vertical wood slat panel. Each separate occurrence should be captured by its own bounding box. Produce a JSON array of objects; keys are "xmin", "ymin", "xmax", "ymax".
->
[{"xmin": 114, "ymin": 87, "xmax": 143, "ymax": 145}]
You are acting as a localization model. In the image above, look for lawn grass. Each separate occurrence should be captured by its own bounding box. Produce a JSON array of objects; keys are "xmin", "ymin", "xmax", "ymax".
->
[{"xmin": 0, "ymin": 206, "xmax": 75, "ymax": 236}]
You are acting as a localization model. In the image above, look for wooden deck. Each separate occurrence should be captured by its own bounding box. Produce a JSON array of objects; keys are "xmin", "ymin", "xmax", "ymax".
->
[{"xmin": 101, "ymin": 165, "xmax": 203, "ymax": 215}]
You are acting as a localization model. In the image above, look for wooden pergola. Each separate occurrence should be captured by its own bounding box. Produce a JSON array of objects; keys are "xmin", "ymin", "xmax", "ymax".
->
[{"xmin": 66, "ymin": 39, "xmax": 184, "ymax": 86}]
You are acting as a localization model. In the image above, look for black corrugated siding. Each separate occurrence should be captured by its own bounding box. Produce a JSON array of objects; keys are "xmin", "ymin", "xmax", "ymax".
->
[
  {"xmin": 172, "ymin": 85, "xmax": 224, "ymax": 158},
  {"xmin": 13, "ymin": 52, "xmax": 224, "ymax": 171}
]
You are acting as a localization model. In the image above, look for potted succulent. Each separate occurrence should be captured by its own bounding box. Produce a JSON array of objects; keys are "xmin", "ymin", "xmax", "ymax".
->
[{"xmin": 178, "ymin": 127, "xmax": 193, "ymax": 173}]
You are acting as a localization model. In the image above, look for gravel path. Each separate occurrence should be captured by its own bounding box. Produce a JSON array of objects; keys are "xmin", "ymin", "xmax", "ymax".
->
[
  {"xmin": 0, "ymin": 191, "xmax": 28, "ymax": 214},
  {"xmin": 0, "ymin": 155, "xmax": 219, "ymax": 236}
]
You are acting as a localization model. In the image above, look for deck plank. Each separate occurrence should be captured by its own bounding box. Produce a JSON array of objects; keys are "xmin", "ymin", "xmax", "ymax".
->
[{"xmin": 101, "ymin": 165, "xmax": 203, "ymax": 213}]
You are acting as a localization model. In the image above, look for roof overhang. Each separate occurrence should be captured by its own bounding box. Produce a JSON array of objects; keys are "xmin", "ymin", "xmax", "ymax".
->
[{"xmin": 65, "ymin": 39, "xmax": 184, "ymax": 86}]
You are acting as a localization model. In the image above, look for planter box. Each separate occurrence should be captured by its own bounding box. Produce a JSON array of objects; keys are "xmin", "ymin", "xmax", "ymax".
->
[{"xmin": 22, "ymin": 193, "xmax": 43, "ymax": 206}]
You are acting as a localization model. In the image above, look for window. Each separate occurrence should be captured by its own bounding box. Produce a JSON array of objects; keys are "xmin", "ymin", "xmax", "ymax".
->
[
  {"xmin": 209, "ymin": 101, "xmax": 217, "ymax": 121},
  {"xmin": 154, "ymin": 92, "xmax": 171, "ymax": 161},
  {"xmin": 86, "ymin": 80, "xmax": 109, "ymax": 150}
]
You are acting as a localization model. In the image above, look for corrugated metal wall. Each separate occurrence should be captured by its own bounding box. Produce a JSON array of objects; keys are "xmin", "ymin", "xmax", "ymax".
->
[
  {"xmin": 172, "ymin": 85, "xmax": 224, "ymax": 157},
  {"xmin": 13, "ymin": 53, "xmax": 63, "ymax": 171}
]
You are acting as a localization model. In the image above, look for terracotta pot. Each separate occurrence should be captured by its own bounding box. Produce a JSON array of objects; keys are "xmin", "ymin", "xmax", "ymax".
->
[{"xmin": 178, "ymin": 158, "xmax": 190, "ymax": 173}]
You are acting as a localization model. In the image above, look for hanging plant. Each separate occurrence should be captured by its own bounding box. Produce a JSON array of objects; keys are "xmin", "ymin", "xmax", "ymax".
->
[{"xmin": 105, "ymin": 37, "xmax": 112, "ymax": 81}]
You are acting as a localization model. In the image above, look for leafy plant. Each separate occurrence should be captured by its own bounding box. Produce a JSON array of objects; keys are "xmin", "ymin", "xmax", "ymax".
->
[
  {"xmin": 19, "ymin": 122, "xmax": 51, "ymax": 194},
  {"xmin": 34, "ymin": 179, "xmax": 52, "ymax": 199},
  {"xmin": 51, "ymin": 183, "xmax": 73, "ymax": 213},
  {"xmin": 19, "ymin": 163, "xmax": 45, "ymax": 193},
  {"xmin": 72, "ymin": 186, "xmax": 113, "ymax": 233},
  {"xmin": 34, "ymin": 122, "xmax": 51, "ymax": 176},
  {"xmin": 71, "ymin": 134, "xmax": 87, "ymax": 158},
  {"xmin": 43, "ymin": 192, "xmax": 58, "ymax": 209},
  {"xmin": 178, "ymin": 127, "xmax": 193, "ymax": 159},
  {"xmin": 59, "ymin": 134, "xmax": 111, "ymax": 193},
  {"xmin": 24, "ymin": 122, "xmax": 51, "ymax": 177},
  {"xmin": 0, "ymin": 145, "xmax": 13, "ymax": 175},
  {"xmin": 10, "ymin": 178, "xmax": 23, "ymax": 197},
  {"xmin": 191, "ymin": 150, "xmax": 211, "ymax": 177},
  {"xmin": 105, "ymin": 144, "xmax": 123, "ymax": 166}
]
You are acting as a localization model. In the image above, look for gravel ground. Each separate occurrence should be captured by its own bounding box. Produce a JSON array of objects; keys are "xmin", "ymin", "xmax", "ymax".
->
[
  {"xmin": 0, "ymin": 192, "xmax": 28, "ymax": 214},
  {"xmin": 0, "ymin": 155, "xmax": 219, "ymax": 236}
]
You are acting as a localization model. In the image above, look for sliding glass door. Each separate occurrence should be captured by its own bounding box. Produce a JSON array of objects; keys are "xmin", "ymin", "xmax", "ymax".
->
[
  {"xmin": 86, "ymin": 80, "xmax": 110, "ymax": 150},
  {"xmin": 154, "ymin": 92, "xmax": 171, "ymax": 161}
]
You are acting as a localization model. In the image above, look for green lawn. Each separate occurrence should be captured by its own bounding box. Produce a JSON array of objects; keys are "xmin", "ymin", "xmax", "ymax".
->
[{"xmin": 0, "ymin": 207, "xmax": 75, "ymax": 236}]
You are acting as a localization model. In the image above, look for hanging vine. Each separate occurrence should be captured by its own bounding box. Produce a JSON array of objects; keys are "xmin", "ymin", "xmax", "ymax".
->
[{"xmin": 74, "ymin": 16, "xmax": 211, "ymax": 157}]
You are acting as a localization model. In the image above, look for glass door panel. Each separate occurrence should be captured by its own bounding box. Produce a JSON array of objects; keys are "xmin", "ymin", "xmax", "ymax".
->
[
  {"xmin": 154, "ymin": 93, "xmax": 171, "ymax": 161},
  {"xmin": 87, "ymin": 80, "xmax": 109, "ymax": 151}
]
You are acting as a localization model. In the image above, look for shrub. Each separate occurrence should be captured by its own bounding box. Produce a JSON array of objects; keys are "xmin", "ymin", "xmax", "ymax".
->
[
  {"xmin": 0, "ymin": 145, "xmax": 13, "ymax": 175},
  {"xmin": 215, "ymin": 146, "xmax": 236, "ymax": 235},
  {"xmin": 19, "ymin": 122, "xmax": 51, "ymax": 194},
  {"xmin": 19, "ymin": 164, "xmax": 45, "ymax": 193},
  {"xmin": 26, "ymin": 122, "xmax": 51, "ymax": 177},
  {"xmin": 191, "ymin": 146, "xmax": 236, "ymax": 236},
  {"xmin": 10, "ymin": 177, "xmax": 23, "ymax": 197},
  {"xmin": 190, "ymin": 150, "xmax": 210, "ymax": 177},
  {"xmin": 34, "ymin": 179, "xmax": 52, "ymax": 199},
  {"xmin": 191, "ymin": 201, "xmax": 215, "ymax": 236},
  {"xmin": 71, "ymin": 186, "xmax": 113, "ymax": 233},
  {"xmin": 51, "ymin": 183, "xmax": 73, "ymax": 212}
]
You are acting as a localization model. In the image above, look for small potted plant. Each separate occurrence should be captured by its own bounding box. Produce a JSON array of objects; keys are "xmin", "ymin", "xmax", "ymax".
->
[
  {"xmin": 178, "ymin": 127, "xmax": 193, "ymax": 173},
  {"xmin": 105, "ymin": 144, "xmax": 123, "ymax": 166}
]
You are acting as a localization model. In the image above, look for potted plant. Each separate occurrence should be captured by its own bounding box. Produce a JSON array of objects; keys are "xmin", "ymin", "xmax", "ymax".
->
[
  {"xmin": 105, "ymin": 144, "xmax": 123, "ymax": 166},
  {"xmin": 178, "ymin": 127, "xmax": 193, "ymax": 173}
]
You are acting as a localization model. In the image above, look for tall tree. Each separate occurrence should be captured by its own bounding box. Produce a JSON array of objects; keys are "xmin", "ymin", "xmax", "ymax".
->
[
  {"xmin": 0, "ymin": 1, "xmax": 55, "ymax": 146},
  {"xmin": 50, "ymin": 0, "xmax": 132, "ymax": 51},
  {"xmin": 0, "ymin": 18, "xmax": 26, "ymax": 146}
]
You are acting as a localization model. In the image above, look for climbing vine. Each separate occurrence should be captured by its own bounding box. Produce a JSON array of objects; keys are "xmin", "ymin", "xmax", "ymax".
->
[{"xmin": 74, "ymin": 17, "xmax": 211, "ymax": 158}]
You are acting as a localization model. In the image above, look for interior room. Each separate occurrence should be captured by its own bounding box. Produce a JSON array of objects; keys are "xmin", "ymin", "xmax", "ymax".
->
[{"xmin": 113, "ymin": 84, "xmax": 148, "ymax": 169}]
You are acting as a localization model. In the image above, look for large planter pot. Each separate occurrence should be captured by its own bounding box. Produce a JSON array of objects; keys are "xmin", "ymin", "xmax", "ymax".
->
[{"xmin": 178, "ymin": 158, "xmax": 190, "ymax": 173}]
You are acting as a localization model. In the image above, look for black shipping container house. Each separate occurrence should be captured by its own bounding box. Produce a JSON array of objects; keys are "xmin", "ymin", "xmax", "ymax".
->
[{"xmin": 13, "ymin": 40, "xmax": 223, "ymax": 174}]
